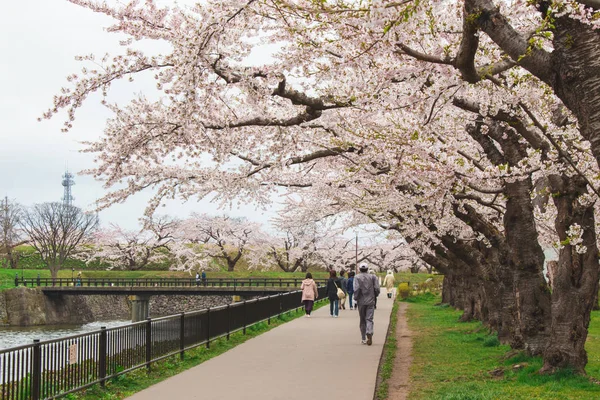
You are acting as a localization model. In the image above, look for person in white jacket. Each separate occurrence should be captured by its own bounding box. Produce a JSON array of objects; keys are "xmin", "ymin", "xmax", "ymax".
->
[{"xmin": 383, "ymin": 270, "xmax": 396, "ymax": 299}]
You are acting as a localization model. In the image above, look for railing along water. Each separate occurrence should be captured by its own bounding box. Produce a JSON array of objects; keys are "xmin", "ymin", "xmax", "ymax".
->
[{"xmin": 0, "ymin": 286, "xmax": 326, "ymax": 400}]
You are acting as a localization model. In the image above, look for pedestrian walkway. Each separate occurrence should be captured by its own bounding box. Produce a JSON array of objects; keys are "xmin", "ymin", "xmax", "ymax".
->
[{"xmin": 127, "ymin": 297, "xmax": 394, "ymax": 400}]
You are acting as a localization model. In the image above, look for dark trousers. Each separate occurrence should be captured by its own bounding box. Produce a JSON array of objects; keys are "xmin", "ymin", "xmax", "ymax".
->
[
  {"xmin": 329, "ymin": 299, "xmax": 339, "ymax": 316},
  {"xmin": 358, "ymin": 304, "xmax": 375, "ymax": 340},
  {"xmin": 303, "ymin": 300, "xmax": 314, "ymax": 315}
]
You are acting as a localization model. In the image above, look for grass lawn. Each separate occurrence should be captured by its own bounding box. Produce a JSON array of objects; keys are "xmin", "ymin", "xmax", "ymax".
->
[{"xmin": 406, "ymin": 294, "xmax": 600, "ymax": 399}]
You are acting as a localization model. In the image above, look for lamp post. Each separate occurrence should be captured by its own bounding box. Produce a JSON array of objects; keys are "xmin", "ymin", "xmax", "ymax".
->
[
  {"xmin": 71, "ymin": 267, "xmax": 74, "ymax": 283},
  {"xmin": 355, "ymin": 231, "xmax": 358, "ymax": 274}
]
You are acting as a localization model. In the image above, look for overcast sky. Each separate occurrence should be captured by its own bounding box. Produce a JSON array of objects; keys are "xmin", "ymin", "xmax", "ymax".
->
[{"xmin": 0, "ymin": 0, "xmax": 283, "ymax": 231}]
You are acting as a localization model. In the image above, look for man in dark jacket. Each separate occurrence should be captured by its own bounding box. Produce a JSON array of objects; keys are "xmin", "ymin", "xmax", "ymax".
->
[
  {"xmin": 353, "ymin": 264, "xmax": 380, "ymax": 345},
  {"xmin": 347, "ymin": 271, "xmax": 356, "ymax": 310},
  {"xmin": 339, "ymin": 269, "xmax": 348, "ymax": 310}
]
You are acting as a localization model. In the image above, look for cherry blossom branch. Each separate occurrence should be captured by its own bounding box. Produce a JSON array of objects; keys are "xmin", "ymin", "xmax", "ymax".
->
[
  {"xmin": 454, "ymin": 193, "xmax": 504, "ymax": 214},
  {"xmin": 519, "ymin": 102, "xmax": 600, "ymax": 198},
  {"xmin": 453, "ymin": 97, "xmax": 550, "ymax": 154},
  {"xmin": 464, "ymin": 0, "xmax": 552, "ymax": 82}
]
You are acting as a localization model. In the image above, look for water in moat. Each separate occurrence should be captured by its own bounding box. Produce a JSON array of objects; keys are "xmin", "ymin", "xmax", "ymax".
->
[{"xmin": 0, "ymin": 320, "xmax": 130, "ymax": 350}]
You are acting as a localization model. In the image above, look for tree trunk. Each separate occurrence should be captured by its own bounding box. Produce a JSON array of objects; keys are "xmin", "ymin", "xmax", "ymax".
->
[
  {"xmin": 227, "ymin": 260, "xmax": 235, "ymax": 272},
  {"xmin": 459, "ymin": 274, "xmax": 486, "ymax": 322},
  {"xmin": 551, "ymin": 16, "xmax": 600, "ymax": 168},
  {"xmin": 49, "ymin": 264, "xmax": 59, "ymax": 285},
  {"xmin": 504, "ymin": 179, "xmax": 551, "ymax": 356},
  {"xmin": 442, "ymin": 274, "xmax": 454, "ymax": 305},
  {"xmin": 542, "ymin": 175, "xmax": 599, "ymax": 374},
  {"xmin": 546, "ymin": 260, "xmax": 558, "ymax": 291}
]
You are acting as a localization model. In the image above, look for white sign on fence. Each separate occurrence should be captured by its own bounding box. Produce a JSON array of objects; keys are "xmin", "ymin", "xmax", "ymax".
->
[{"xmin": 69, "ymin": 343, "xmax": 78, "ymax": 365}]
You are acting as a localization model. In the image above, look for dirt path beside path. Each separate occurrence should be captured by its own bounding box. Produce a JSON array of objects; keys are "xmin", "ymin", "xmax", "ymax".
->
[{"xmin": 387, "ymin": 302, "xmax": 413, "ymax": 400}]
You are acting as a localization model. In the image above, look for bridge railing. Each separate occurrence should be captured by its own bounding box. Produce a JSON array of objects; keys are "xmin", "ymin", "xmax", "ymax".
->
[
  {"xmin": 0, "ymin": 286, "xmax": 327, "ymax": 400},
  {"xmin": 16, "ymin": 277, "xmax": 328, "ymax": 289}
]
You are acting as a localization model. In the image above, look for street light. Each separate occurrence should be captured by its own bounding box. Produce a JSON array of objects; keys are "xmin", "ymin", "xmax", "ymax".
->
[
  {"xmin": 72, "ymin": 267, "xmax": 74, "ymax": 282},
  {"xmin": 355, "ymin": 231, "xmax": 358, "ymax": 275}
]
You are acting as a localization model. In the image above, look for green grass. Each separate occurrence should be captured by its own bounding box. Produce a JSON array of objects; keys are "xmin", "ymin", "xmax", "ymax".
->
[
  {"xmin": 376, "ymin": 296, "xmax": 400, "ymax": 400},
  {"xmin": 406, "ymin": 293, "xmax": 600, "ymax": 400},
  {"xmin": 62, "ymin": 301, "xmax": 326, "ymax": 399}
]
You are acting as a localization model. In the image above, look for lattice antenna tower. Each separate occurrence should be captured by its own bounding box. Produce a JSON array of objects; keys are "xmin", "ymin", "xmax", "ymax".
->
[{"xmin": 62, "ymin": 170, "xmax": 75, "ymax": 206}]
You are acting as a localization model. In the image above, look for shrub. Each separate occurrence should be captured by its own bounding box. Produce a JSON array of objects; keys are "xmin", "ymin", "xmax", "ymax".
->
[{"xmin": 398, "ymin": 282, "xmax": 410, "ymax": 299}]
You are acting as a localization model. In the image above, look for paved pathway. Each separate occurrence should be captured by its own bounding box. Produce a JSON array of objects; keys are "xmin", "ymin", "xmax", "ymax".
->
[{"xmin": 127, "ymin": 296, "xmax": 394, "ymax": 400}]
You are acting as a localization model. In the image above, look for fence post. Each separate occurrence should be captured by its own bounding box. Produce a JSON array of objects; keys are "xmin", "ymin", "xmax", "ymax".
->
[
  {"xmin": 226, "ymin": 304, "xmax": 231, "ymax": 340},
  {"xmin": 268, "ymin": 297, "xmax": 271, "ymax": 325},
  {"xmin": 279, "ymin": 292, "xmax": 283, "ymax": 318},
  {"xmin": 98, "ymin": 327, "xmax": 107, "ymax": 386},
  {"xmin": 243, "ymin": 300, "xmax": 247, "ymax": 335},
  {"xmin": 31, "ymin": 339, "xmax": 41, "ymax": 400},
  {"xmin": 206, "ymin": 308, "xmax": 211, "ymax": 349},
  {"xmin": 179, "ymin": 312, "xmax": 185, "ymax": 361},
  {"xmin": 146, "ymin": 318, "xmax": 152, "ymax": 371}
]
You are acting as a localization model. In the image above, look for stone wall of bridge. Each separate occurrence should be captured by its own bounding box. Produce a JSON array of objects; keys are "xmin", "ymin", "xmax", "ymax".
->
[{"xmin": 0, "ymin": 288, "xmax": 240, "ymax": 326}]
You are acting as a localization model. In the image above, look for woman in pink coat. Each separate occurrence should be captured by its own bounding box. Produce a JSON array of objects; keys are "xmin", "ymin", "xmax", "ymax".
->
[{"xmin": 301, "ymin": 272, "xmax": 319, "ymax": 317}]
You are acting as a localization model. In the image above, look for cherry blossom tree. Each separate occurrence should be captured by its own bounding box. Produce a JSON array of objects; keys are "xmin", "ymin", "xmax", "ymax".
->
[
  {"xmin": 365, "ymin": 242, "xmax": 417, "ymax": 273},
  {"xmin": 44, "ymin": 0, "xmax": 600, "ymax": 373},
  {"xmin": 180, "ymin": 214, "xmax": 260, "ymax": 272},
  {"xmin": 89, "ymin": 215, "xmax": 178, "ymax": 270}
]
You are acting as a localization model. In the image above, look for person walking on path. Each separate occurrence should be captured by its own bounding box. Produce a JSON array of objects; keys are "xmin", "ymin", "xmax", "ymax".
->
[
  {"xmin": 354, "ymin": 264, "xmax": 380, "ymax": 345},
  {"xmin": 347, "ymin": 271, "xmax": 355, "ymax": 309},
  {"xmin": 338, "ymin": 269, "xmax": 348, "ymax": 310},
  {"xmin": 301, "ymin": 272, "xmax": 319, "ymax": 317},
  {"xmin": 325, "ymin": 270, "xmax": 341, "ymax": 317},
  {"xmin": 383, "ymin": 270, "xmax": 395, "ymax": 299},
  {"xmin": 195, "ymin": 271, "xmax": 201, "ymax": 287},
  {"xmin": 201, "ymin": 269, "xmax": 207, "ymax": 286}
]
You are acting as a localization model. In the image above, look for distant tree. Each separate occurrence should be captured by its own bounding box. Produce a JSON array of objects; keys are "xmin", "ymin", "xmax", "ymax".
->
[
  {"xmin": 20, "ymin": 202, "xmax": 98, "ymax": 281},
  {"xmin": 315, "ymin": 236, "xmax": 371, "ymax": 273},
  {"xmin": 365, "ymin": 243, "xmax": 418, "ymax": 273},
  {"xmin": 0, "ymin": 197, "xmax": 27, "ymax": 269},
  {"xmin": 263, "ymin": 229, "xmax": 319, "ymax": 273},
  {"xmin": 89, "ymin": 215, "xmax": 178, "ymax": 271},
  {"xmin": 181, "ymin": 214, "xmax": 260, "ymax": 272}
]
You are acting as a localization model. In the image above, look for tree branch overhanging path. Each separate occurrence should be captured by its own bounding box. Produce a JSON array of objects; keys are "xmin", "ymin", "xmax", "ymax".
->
[{"xmin": 44, "ymin": 0, "xmax": 600, "ymax": 375}]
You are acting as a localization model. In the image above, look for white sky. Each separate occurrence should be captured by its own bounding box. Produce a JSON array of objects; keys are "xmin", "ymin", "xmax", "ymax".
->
[{"xmin": 0, "ymin": 0, "xmax": 282, "ymax": 231}]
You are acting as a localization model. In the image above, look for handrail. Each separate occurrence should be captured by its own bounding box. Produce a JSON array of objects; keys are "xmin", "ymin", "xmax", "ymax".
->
[{"xmin": 15, "ymin": 276, "xmax": 327, "ymax": 289}]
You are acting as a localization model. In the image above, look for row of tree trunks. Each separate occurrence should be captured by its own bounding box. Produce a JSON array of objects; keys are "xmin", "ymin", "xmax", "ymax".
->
[{"xmin": 438, "ymin": 176, "xmax": 599, "ymax": 373}]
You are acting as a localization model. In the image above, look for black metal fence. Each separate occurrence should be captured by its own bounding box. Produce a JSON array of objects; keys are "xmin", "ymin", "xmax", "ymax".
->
[
  {"xmin": 15, "ymin": 277, "xmax": 327, "ymax": 289},
  {"xmin": 0, "ymin": 287, "xmax": 326, "ymax": 399}
]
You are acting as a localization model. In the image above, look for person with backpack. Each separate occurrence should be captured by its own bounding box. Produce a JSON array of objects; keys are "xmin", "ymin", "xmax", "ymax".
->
[
  {"xmin": 347, "ymin": 271, "xmax": 355, "ymax": 310},
  {"xmin": 301, "ymin": 272, "xmax": 319, "ymax": 317},
  {"xmin": 338, "ymin": 269, "xmax": 348, "ymax": 310},
  {"xmin": 325, "ymin": 270, "xmax": 342, "ymax": 317},
  {"xmin": 354, "ymin": 264, "xmax": 380, "ymax": 345}
]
